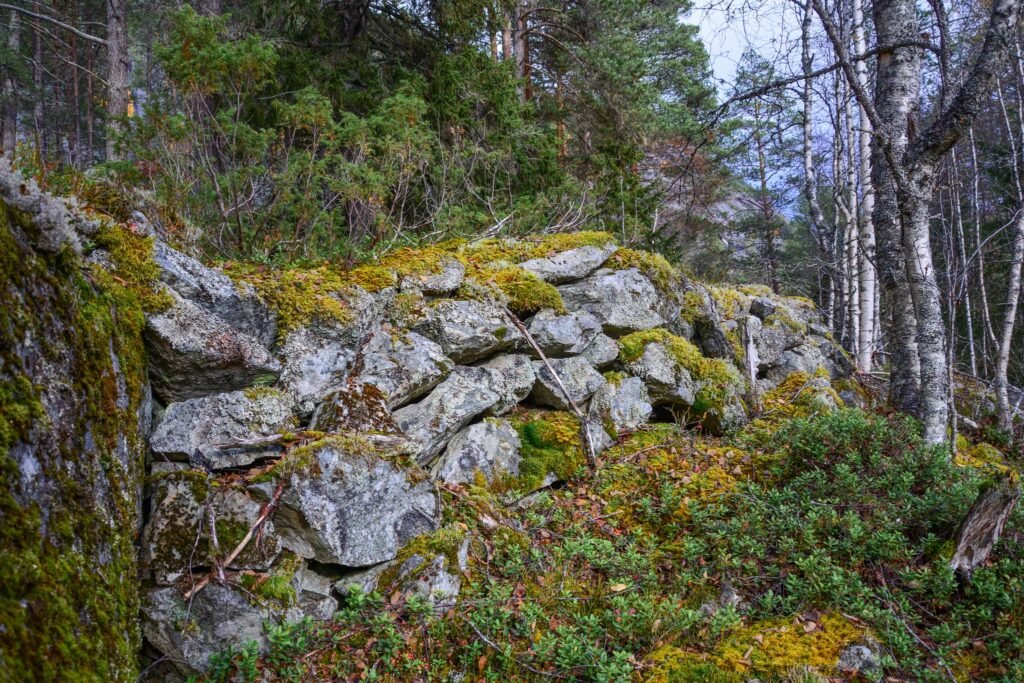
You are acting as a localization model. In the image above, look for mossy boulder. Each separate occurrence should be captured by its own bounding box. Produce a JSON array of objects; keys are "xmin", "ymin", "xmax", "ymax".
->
[
  {"xmin": 414, "ymin": 298, "xmax": 524, "ymax": 363},
  {"xmin": 1, "ymin": 171, "xmax": 150, "ymax": 681},
  {"xmin": 557, "ymin": 268, "xmax": 667, "ymax": 336}
]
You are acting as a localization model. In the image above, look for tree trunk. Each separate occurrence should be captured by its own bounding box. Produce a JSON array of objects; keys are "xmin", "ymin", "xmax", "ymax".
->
[
  {"xmin": 105, "ymin": 0, "xmax": 129, "ymax": 161},
  {"xmin": 852, "ymin": 0, "xmax": 876, "ymax": 371},
  {"xmin": 1, "ymin": 10, "xmax": 19, "ymax": 156},
  {"xmin": 870, "ymin": 0, "xmax": 922, "ymax": 414},
  {"xmin": 949, "ymin": 477, "xmax": 1021, "ymax": 581}
]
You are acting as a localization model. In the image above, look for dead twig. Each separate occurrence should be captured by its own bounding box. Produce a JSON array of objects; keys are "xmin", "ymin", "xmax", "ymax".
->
[
  {"xmin": 184, "ymin": 478, "xmax": 286, "ymax": 600},
  {"xmin": 503, "ymin": 308, "xmax": 597, "ymax": 472}
]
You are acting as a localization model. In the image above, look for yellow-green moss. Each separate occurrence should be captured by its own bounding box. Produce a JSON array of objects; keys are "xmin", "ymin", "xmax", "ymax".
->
[
  {"xmin": 227, "ymin": 263, "xmax": 356, "ymax": 336},
  {"xmin": 378, "ymin": 245, "xmax": 452, "ymax": 278},
  {"xmin": 480, "ymin": 267, "xmax": 565, "ymax": 315},
  {"xmin": 456, "ymin": 230, "xmax": 615, "ymax": 265},
  {"xmin": 603, "ymin": 247, "xmax": 679, "ymax": 294},
  {"xmin": 954, "ymin": 437, "xmax": 1010, "ymax": 474},
  {"xmin": 618, "ymin": 329, "xmax": 740, "ymax": 414},
  {"xmin": 378, "ymin": 525, "xmax": 467, "ymax": 591},
  {"xmin": 645, "ymin": 646, "xmax": 743, "ymax": 683},
  {"xmin": 713, "ymin": 613, "xmax": 865, "ymax": 676},
  {"xmin": 346, "ymin": 264, "xmax": 398, "ymax": 292},
  {"xmin": 680, "ymin": 290, "xmax": 706, "ymax": 325},
  {"xmin": 710, "ymin": 286, "xmax": 750, "ymax": 320},
  {"xmin": 510, "ymin": 410, "xmax": 587, "ymax": 490},
  {"xmin": 760, "ymin": 370, "xmax": 842, "ymax": 421},
  {"xmin": 90, "ymin": 223, "xmax": 172, "ymax": 314}
]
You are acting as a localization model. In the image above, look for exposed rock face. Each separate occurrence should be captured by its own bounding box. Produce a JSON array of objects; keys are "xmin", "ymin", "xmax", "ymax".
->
[
  {"xmin": 588, "ymin": 377, "xmax": 653, "ymax": 436},
  {"xmin": 145, "ymin": 290, "xmax": 281, "ymax": 403},
  {"xmin": 393, "ymin": 369, "xmax": 503, "ymax": 465},
  {"xmin": 355, "ymin": 331, "xmax": 453, "ymax": 408},
  {"xmin": 258, "ymin": 439, "xmax": 438, "ymax": 567},
  {"xmin": 310, "ymin": 382, "xmax": 399, "ymax": 434},
  {"xmin": 557, "ymin": 268, "xmax": 666, "ymax": 335},
  {"xmin": 414, "ymin": 299, "xmax": 523, "ymax": 363},
  {"xmin": 519, "ymin": 243, "xmax": 617, "ymax": 283},
  {"xmin": 525, "ymin": 309, "xmax": 604, "ymax": 357},
  {"xmin": 622, "ymin": 341, "xmax": 699, "ymax": 407},
  {"xmin": 141, "ymin": 584, "xmax": 336, "ymax": 678},
  {"xmin": 150, "ymin": 389, "xmax": 295, "ymax": 470},
  {"xmin": 432, "ymin": 419, "xmax": 522, "ymax": 484},
  {"xmin": 530, "ymin": 357, "xmax": 606, "ymax": 410},
  {"xmin": 276, "ymin": 324, "xmax": 355, "ymax": 415}
]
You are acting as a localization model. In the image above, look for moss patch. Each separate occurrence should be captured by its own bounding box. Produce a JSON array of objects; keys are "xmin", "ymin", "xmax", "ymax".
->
[
  {"xmin": 713, "ymin": 613, "xmax": 865, "ymax": 676},
  {"xmin": 603, "ymin": 247, "xmax": 679, "ymax": 294},
  {"xmin": 509, "ymin": 410, "xmax": 588, "ymax": 491}
]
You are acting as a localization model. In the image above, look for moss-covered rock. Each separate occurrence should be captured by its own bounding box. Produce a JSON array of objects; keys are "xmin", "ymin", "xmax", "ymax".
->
[{"xmin": 1, "ymin": 187, "xmax": 150, "ymax": 680}]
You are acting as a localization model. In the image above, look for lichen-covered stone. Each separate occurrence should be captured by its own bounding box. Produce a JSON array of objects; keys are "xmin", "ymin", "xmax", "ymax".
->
[
  {"xmin": 276, "ymin": 323, "xmax": 355, "ymax": 416},
  {"xmin": 579, "ymin": 333, "xmax": 620, "ymax": 368},
  {"xmin": 621, "ymin": 341, "xmax": 698, "ymax": 406},
  {"xmin": 356, "ymin": 330, "xmax": 453, "ymax": 408},
  {"xmin": 587, "ymin": 376, "xmax": 652, "ymax": 436},
  {"xmin": 524, "ymin": 309, "xmax": 603, "ymax": 357},
  {"xmin": 519, "ymin": 243, "xmax": 617, "ymax": 283},
  {"xmin": 413, "ymin": 299, "xmax": 523, "ymax": 363},
  {"xmin": 393, "ymin": 369, "xmax": 503, "ymax": 465},
  {"xmin": 310, "ymin": 381, "xmax": 399, "ymax": 434},
  {"xmin": 141, "ymin": 584, "xmax": 335, "ymax": 677},
  {"xmin": 150, "ymin": 389, "xmax": 295, "ymax": 470},
  {"xmin": 557, "ymin": 268, "xmax": 666, "ymax": 336},
  {"xmin": 530, "ymin": 357, "xmax": 607, "ymax": 410},
  {"xmin": 431, "ymin": 419, "xmax": 522, "ymax": 484},
  {"xmin": 477, "ymin": 354, "xmax": 536, "ymax": 415},
  {"xmin": 153, "ymin": 241, "xmax": 277, "ymax": 346},
  {"xmin": 142, "ymin": 472, "xmax": 282, "ymax": 586},
  {"xmin": 256, "ymin": 438, "xmax": 438, "ymax": 566},
  {"xmin": 145, "ymin": 289, "xmax": 281, "ymax": 403}
]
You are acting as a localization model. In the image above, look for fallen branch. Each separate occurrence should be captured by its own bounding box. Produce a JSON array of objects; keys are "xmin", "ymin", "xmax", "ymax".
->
[
  {"xmin": 184, "ymin": 478, "xmax": 286, "ymax": 600},
  {"xmin": 503, "ymin": 308, "xmax": 597, "ymax": 471}
]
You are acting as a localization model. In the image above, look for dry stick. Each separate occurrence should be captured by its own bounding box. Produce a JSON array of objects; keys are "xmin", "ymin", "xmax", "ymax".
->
[
  {"xmin": 184, "ymin": 478, "xmax": 286, "ymax": 600},
  {"xmin": 503, "ymin": 308, "xmax": 597, "ymax": 471}
]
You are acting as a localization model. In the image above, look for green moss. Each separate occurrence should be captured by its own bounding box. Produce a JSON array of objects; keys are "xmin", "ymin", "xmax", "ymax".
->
[
  {"xmin": 760, "ymin": 370, "xmax": 842, "ymax": 421},
  {"xmin": 346, "ymin": 264, "xmax": 398, "ymax": 292},
  {"xmin": 1, "ymin": 198, "xmax": 149, "ymax": 680},
  {"xmin": 680, "ymin": 290, "xmax": 706, "ymax": 325},
  {"xmin": 645, "ymin": 646, "xmax": 743, "ymax": 683},
  {"xmin": 603, "ymin": 247, "xmax": 679, "ymax": 294},
  {"xmin": 709, "ymin": 286, "xmax": 749, "ymax": 320},
  {"xmin": 242, "ymin": 386, "xmax": 288, "ymax": 401},
  {"xmin": 764, "ymin": 311, "xmax": 807, "ymax": 334},
  {"xmin": 240, "ymin": 553, "xmax": 302, "ymax": 606},
  {"xmin": 510, "ymin": 410, "xmax": 586, "ymax": 490},
  {"xmin": 603, "ymin": 370, "xmax": 628, "ymax": 386},
  {"xmin": 378, "ymin": 245, "xmax": 452, "ymax": 278}
]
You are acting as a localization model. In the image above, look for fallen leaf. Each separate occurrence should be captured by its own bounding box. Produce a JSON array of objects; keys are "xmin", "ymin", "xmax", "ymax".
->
[{"xmin": 609, "ymin": 583, "xmax": 629, "ymax": 592}]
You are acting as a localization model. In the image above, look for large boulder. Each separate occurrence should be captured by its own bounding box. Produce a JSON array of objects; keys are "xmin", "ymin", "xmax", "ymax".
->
[
  {"xmin": 141, "ymin": 584, "xmax": 335, "ymax": 677},
  {"xmin": 276, "ymin": 324, "xmax": 355, "ymax": 416},
  {"xmin": 557, "ymin": 269, "xmax": 666, "ymax": 336},
  {"xmin": 587, "ymin": 376, "xmax": 653, "ymax": 436},
  {"xmin": 414, "ymin": 299, "xmax": 523, "ymax": 363},
  {"xmin": 153, "ymin": 241, "xmax": 276, "ymax": 345},
  {"xmin": 519, "ymin": 243, "xmax": 617, "ymax": 283},
  {"xmin": 256, "ymin": 438, "xmax": 438, "ymax": 567},
  {"xmin": 524, "ymin": 309, "xmax": 603, "ymax": 357},
  {"xmin": 142, "ymin": 472, "xmax": 282, "ymax": 586},
  {"xmin": 393, "ymin": 369, "xmax": 500, "ymax": 465},
  {"xmin": 145, "ymin": 290, "xmax": 281, "ymax": 403},
  {"xmin": 356, "ymin": 330, "xmax": 453, "ymax": 408},
  {"xmin": 150, "ymin": 389, "xmax": 295, "ymax": 470},
  {"xmin": 530, "ymin": 357, "xmax": 607, "ymax": 410},
  {"xmin": 621, "ymin": 340, "xmax": 698, "ymax": 407},
  {"xmin": 477, "ymin": 354, "xmax": 537, "ymax": 415},
  {"xmin": 431, "ymin": 419, "xmax": 522, "ymax": 484}
]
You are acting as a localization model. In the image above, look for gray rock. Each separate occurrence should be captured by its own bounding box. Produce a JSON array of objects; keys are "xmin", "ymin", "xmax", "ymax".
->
[
  {"xmin": 837, "ymin": 642, "xmax": 881, "ymax": 675},
  {"xmin": 579, "ymin": 333, "xmax": 620, "ymax": 368},
  {"xmin": 276, "ymin": 324, "xmax": 355, "ymax": 416},
  {"xmin": 587, "ymin": 376, "xmax": 652, "ymax": 436},
  {"xmin": 748, "ymin": 296, "xmax": 777, "ymax": 320},
  {"xmin": 557, "ymin": 269, "xmax": 666, "ymax": 336},
  {"xmin": 477, "ymin": 354, "xmax": 536, "ymax": 415},
  {"xmin": 143, "ymin": 473, "xmax": 282, "ymax": 586},
  {"xmin": 153, "ymin": 241, "xmax": 277, "ymax": 345},
  {"xmin": 357, "ymin": 330, "xmax": 453, "ymax": 408},
  {"xmin": 530, "ymin": 357, "xmax": 607, "ymax": 410},
  {"xmin": 400, "ymin": 257, "xmax": 465, "ymax": 295},
  {"xmin": 393, "ymin": 539, "xmax": 469, "ymax": 611},
  {"xmin": 393, "ymin": 369, "xmax": 502, "ymax": 465},
  {"xmin": 753, "ymin": 317, "xmax": 804, "ymax": 368},
  {"xmin": 145, "ymin": 290, "xmax": 281, "ymax": 403},
  {"xmin": 524, "ymin": 309, "xmax": 603, "ymax": 357},
  {"xmin": 141, "ymin": 584, "xmax": 335, "ymax": 676},
  {"xmin": 310, "ymin": 381, "xmax": 400, "ymax": 434},
  {"xmin": 622, "ymin": 341, "xmax": 698, "ymax": 406},
  {"xmin": 431, "ymin": 419, "xmax": 522, "ymax": 484},
  {"xmin": 414, "ymin": 299, "xmax": 523, "ymax": 363},
  {"xmin": 260, "ymin": 439, "xmax": 438, "ymax": 566},
  {"xmin": 519, "ymin": 243, "xmax": 617, "ymax": 283},
  {"xmin": 150, "ymin": 389, "xmax": 295, "ymax": 470},
  {"xmin": 763, "ymin": 343, "xmax": 835, "ymax": 386}
]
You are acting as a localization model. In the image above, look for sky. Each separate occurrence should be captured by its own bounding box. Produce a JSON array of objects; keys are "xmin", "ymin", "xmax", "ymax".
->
[{"xmin": 690, "ymin": 0, "xmax": 799, "ymax": 91}]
